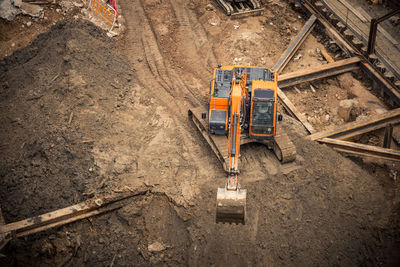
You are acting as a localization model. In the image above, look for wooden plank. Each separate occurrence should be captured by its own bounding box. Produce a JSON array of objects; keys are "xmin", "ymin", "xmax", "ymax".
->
[
  {"xmin": 277, "ymin": 87, "xmax": 316, "ymax": 134},
  {"xmin": 0, "ymin": 191, "xmax": 147, "ymax": 238},
  {"xmin": 273, "ymin": 14, "xmax": 317, "ymax": 74},
  {"xmin": 278, "ymin": 57, "xmax": 360, "ymax": 88},
  {"xmin": 309, "ymin": 107, "xmax": 400, "ymax": 140},
  {"xmin": 320, "ymin": 46, "xmax": 335, "ymax": 63},
  {"xmin": 318, "ymin": 137, "xmax": 400, "ymax": 161}
]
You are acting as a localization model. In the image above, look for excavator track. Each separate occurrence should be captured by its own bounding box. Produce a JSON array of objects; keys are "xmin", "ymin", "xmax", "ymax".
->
[
  {"xmin": 189, "ymin": 107, "xmax": 296, "ymax": 166},
  {"xmin": 273, "ymin": 125, "xmax": 296, "ymax": 163},
  {"xmin": 215, "ymin": 0, "xmax": 263, "ymax": 18},
  {"xmin": 188, "ymin": 107, "xmax": 229, "ymax": 172}
]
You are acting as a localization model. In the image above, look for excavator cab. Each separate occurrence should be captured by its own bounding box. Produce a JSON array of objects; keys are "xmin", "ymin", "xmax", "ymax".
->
[{"xmin": 249, "ymin": 80, "xmax": 278, "ymax": 140}]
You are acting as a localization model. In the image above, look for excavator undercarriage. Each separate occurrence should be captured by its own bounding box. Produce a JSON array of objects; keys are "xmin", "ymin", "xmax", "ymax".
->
[
  {"xmin": 188, "ymin": 107, "xmax": 296, "ymax": 172},
  {"xmin": 215, "ymin": 0, "xmax": 263, "ymax": 18}
]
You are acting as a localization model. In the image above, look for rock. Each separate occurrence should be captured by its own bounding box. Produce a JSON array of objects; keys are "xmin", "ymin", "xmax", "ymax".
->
[
  {"xmin": 107, "ymin": 31, "xmax": 119, "ymax": 38},
  {"xmin": 56, "ymin": 9, "xmax": 61, "ymax": 13},
  {"xmin": 337, "ymin": 73, "xmax": 354, "ymax": 88},
  {"xmin": 389, "ymin": 16, "xmax": 400, "ymax": 26},
  {"xmin": 338, "ymin": 99, "xmax": 358, "ymax": 122},
  {"xmin": 293, "ymin": 54, "xmax": 302, "ymax": 61},
  {"xmin": 307, "ymin": 49, "xmax": 315, "ymax": 56},
  {"xmin": 31, "ymin": 159, "xmax": 41, "ymax": 167},
  {"xmin": 281, "ymin": 193, "xmax": 292, "ymax": 200},
  {"xmin": 0, "ymin": 0, "xmax": 21, "ymax": 20},
  {"xmin": 310, "ymin": 84, "xmax": 316, "ymax": 93},
  {"xmin": 148, "ymin": 241, "xmax": 166, "ymax": 252},
  {"xmin": 307, "ymin": 116, "xmax": 318, "ymax": 125},
  {"xmin": 210, "ymin": 22, "xmax": 218, "ymax": 26},
  {"xmin": 73, "ymin": 2, "xmax": 84, "ymax": 8},
  {"xmin": 205, "ymin": 4, "xmax": 214, "ymax": 11},
  {"xmin": 26, "ymin": 21, "xmax": 32, "ymax": 27},
  {"xmin": 14, "ymin": 0, "xmax": 44, "ymax": 18}
]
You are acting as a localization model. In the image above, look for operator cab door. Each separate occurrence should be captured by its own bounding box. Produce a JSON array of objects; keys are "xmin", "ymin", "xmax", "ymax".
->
[{"xmin": 249, "ymin": 88, "xmax": 276, "ymax": 140}]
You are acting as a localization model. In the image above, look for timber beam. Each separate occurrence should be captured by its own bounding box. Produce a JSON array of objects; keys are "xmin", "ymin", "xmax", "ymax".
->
[
  {"xmin": 278, "ymin": 57, "xmax": 361, "ymax": 88},
  {"xmin": 309, "ymin": 108, "xmax": 400, "ymax": 140},
  {"xmin": 273, "ymin": 14, "xmax": 317, "ymax": 74},
  {"xmin": 277, "ymin": 87, "xmax": 316, "ymax": 134},
  {"xmin": 318, "ymin": 138, "xmax": 400, "ymax": 161},
  {"xmin": 0, "ymin": 190, "xmax": 148, "ymax": 244}
]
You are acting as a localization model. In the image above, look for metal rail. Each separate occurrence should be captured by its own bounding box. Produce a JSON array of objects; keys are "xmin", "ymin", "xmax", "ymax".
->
[
  {"xmin": 273, "ymin": 14, "xmax": 317, "ymax": 74},
  {"xmin": 318, "ymin": 138, "xmax": 400, "ymax": 161},
  {"xmin": 309, "ymin": 108, "xmax": 400, "ymax": 140},
  {"xmin": 278, "ymin": 57, "xmax": 361, "ymax": 88}
]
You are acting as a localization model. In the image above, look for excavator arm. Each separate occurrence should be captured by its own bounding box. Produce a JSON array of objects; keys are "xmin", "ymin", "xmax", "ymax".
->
[{"xmin": 216, "ymin": 72, "xmax": 248, "ymax": 224}]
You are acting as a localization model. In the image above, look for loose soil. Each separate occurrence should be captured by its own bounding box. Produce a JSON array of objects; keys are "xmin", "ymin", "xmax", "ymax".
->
[{"xmin": 0, "ymin": 0, "xmax": 399, "ymax": 266}]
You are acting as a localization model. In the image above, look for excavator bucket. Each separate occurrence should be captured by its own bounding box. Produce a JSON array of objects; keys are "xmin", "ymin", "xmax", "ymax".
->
[{"xmin": 216, "ymin": 188, "xmax": 247, "ymax": 224}]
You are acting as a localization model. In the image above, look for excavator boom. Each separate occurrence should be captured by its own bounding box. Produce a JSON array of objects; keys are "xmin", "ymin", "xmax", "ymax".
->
[{"xmin": 216, "ymin": 73, "xmax": 247, "ymax": 224}]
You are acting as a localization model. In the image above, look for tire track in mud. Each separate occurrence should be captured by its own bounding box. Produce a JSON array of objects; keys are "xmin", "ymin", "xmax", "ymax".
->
[
  {"xmin": 138, "ymin": 0, "xmax": 212, "ymax": 106},
  {"xmin": 167, "ymin": 0, "xmax": 218, "ymax": 70},
  {"xmin": 116, "ymin": 0, "xmax": 221, "ymax": 207}
]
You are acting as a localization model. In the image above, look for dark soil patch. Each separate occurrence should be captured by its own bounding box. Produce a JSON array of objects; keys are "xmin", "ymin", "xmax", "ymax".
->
[{"xmin": 0, "ymin": 19, "xmax": 134, "ymax": 222}]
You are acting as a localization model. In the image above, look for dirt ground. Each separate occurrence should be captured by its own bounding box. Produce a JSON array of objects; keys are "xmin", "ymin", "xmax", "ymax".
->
[{"xmin": 0, "ymin": 0, "xmax": 399, "ymax": 266}]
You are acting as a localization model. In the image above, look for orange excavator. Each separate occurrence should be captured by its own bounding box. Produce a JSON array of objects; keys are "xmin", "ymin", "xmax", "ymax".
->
[{"xmin": 188, "ymin": 66, "xmax": 296, "ymax": 224}]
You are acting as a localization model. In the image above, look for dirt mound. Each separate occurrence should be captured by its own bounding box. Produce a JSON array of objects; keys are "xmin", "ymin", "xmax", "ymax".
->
[{"xmin": 0, "ymin": 19, "xmax": 134, "ymax": 222}]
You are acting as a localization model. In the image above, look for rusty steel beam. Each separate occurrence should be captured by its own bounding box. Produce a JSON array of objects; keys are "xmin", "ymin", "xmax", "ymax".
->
[
  {"xmin": 273, "ymin": 14, "xmax": 317, "ymax": 74},
  {"xmin": 278, "ymin": 57, "xmax": 361, "ymax": 88},
  {"xmin": 309, "ymin": 108, "xmax": 400, "ymax": 140},
  {"xmin": 318, "ymin": 138, "xmax": 400, "ymax": 161}
]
